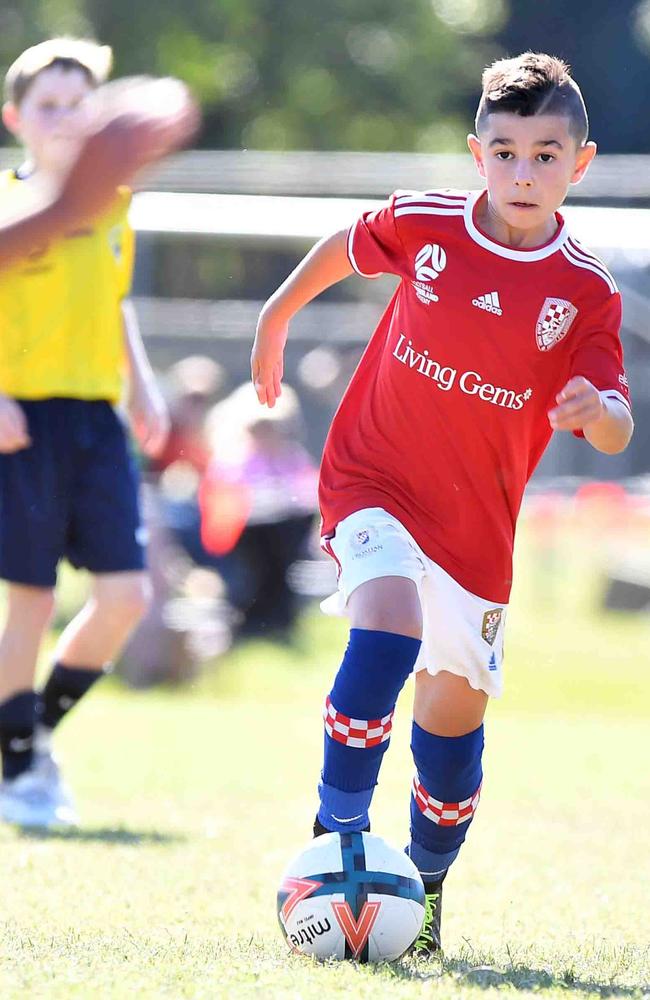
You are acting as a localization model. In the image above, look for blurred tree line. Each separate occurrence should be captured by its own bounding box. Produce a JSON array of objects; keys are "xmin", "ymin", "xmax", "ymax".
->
[{"xmin": 0, "ymin": 0, "xmax": 648, "ymax": 152}]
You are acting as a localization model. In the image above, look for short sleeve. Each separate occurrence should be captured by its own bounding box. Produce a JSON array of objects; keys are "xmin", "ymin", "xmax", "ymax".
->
[
  {"xmin": 346, "ymin": 193, "xmax": 405, "ymax": 279},
  {"xmin": 569, "ymin": 290, "xmax": 631, "ymax": 437}
]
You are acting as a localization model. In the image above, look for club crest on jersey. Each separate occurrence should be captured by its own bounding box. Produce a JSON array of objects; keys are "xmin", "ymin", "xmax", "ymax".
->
[
  {"xmin": 535, "ymin": 297, "xmax": 578, "ymax": 351},
  {"xmin": 481, "ymin": 608, "xmax": 503, "ymax": 646},
  {"xmin": 412, "ymin": 243, "xmax": 446, "ymax": 305}
]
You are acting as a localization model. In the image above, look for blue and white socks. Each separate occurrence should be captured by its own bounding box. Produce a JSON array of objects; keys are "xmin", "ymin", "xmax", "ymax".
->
[{"xmin": 318, "ymin": 628, "xmax": 421, "ymax": 832}]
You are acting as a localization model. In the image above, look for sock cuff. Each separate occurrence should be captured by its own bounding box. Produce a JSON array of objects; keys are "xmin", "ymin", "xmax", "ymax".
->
[
  {"xmin": 330, "ymin": 628, "xmax": 421, "ymax": 719},
  {"xmin": 411, "ymin": 720, "xmax": 484, "ymax": 756},
  {"xmin": 0, "ymin": 690, "xmax": 37, "ymax": 729},
  {"xmin": 48, "ymin": 663, "xmax": 106, "ymax": 694}
]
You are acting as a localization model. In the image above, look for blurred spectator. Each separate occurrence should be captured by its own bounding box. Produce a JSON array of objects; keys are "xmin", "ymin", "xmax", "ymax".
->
[
  {"xmin": 200, "ymin": 382, "xmax": 318, "ymax": 638},
  {"xmin": 150, "ymin": 354, "xmax": 225, "ymax": 566}
]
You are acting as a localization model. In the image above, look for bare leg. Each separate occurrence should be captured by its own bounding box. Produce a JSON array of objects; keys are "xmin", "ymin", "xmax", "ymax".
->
[
  {"xmin": 54, "ymin": 571, "xmax": 151, "ymax": 668},
  {"xmin": 348, "ymin": 575, "xmax": 422, "ymax": 637},
  {"xmin": 414, "ymin": 670, "xmax": 488, "ymax": 736},
  {"xmin": 0, "ymin": 584, "xmax": 54, "ymax": 703}
]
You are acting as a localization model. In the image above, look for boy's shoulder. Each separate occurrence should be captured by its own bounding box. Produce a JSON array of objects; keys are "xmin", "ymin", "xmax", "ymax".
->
[
  {"xmin": 557, "ymin": 229, "xmax": 619, "ymax": 299},
  {"xmin": 389, "ymin": 187, "xmax": 472, "ymax": 215}
]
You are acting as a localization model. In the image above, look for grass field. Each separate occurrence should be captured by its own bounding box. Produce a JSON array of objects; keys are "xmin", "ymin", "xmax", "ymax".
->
[{"xmin": 1, "ymin": 527, "xmax": 650, "ymax": 999}]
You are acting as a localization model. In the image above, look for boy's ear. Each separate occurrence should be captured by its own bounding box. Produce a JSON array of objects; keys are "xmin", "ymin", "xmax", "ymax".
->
[
  {"xmin": 571, "ymin": 140, "xmax": 597, "ymax": 185},
  {"xmin": 467, "ymin": 133, "xmax": 486, "ymax": 179},
  {"xmin": 2, "ymin": 102, "xmax": 20, "ymax": 136}
]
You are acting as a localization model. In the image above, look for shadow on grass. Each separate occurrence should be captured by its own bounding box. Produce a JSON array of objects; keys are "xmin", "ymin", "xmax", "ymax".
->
[
  {"xmin": 378, "ymin": 955, "xmax": 648, "ymax": 997},
  {"xmin": 16, "ymin": 825, "xmax": 185, "ymax": 846}
]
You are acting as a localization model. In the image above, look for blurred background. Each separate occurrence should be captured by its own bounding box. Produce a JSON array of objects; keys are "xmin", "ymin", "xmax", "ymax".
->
[{"xmin": 1, "ymin": 0, "xmax": 649, "ymax": 683}]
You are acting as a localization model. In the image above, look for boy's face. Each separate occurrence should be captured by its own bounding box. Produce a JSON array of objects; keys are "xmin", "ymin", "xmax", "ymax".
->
[
  {"xmin": 3, "ymin": 64, "xmax": 93, "ymax": 173},
  {"xmin": 468, "ymin": 112, "xmax": 596, "ymax": 232}
]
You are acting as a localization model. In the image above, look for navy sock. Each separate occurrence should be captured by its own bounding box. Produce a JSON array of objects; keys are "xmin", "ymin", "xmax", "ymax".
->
[
  {"xmin": 318, "ymin": 628, "xmax": 421, "ymax": 832},
  {"xmin": 409, "ymin": 721, "xmax": 484, "ymax": 879},
  {"xmin": 38, "ymin": 663, "xmax": 105, "ymax": 730},
  {"xmin": 0, "ymin": 691, "xmax": 37, "ymax": 780}
]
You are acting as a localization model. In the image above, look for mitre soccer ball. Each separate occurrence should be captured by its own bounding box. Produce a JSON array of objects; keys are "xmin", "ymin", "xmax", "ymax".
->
[{"xmin": 277, "ymin": 831, "xmax": 425, "ymax": 962}]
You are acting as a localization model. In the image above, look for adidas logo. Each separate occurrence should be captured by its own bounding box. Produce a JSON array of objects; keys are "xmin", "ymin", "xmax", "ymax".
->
[{"xmin": 472, "ymin": 291, "xmax": 502, "ymax": 316}]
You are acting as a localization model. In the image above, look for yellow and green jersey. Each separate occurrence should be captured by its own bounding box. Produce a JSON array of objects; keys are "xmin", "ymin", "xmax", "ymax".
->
[{"xmin": 0, "ymin": 169, "xmax": 134, "ymax": 403}]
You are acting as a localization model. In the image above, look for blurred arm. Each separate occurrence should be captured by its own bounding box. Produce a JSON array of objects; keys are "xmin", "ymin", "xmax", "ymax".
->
[{"xmin": 122, "ymin": 300, "xmax": 170, "ymax": 457}]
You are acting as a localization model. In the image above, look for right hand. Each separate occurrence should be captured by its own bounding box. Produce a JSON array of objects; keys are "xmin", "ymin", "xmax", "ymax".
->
[
  {"xmin": 57, "ymin": 77, "xmax": 200, "ymax": 226},
  {"xmin": 0, "ymin": 396, "xmax": 31, "ymax": 453},
  {"xmin": 251, "ymin": 313, "xmax": 288, "ymax": 408}
]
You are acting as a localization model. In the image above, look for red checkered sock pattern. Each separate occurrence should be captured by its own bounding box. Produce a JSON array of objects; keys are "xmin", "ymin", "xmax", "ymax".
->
[
  {"xmin": 408, "ymin": 721, "xmax": 484, "ymax": 876},
  {"xmin": 317, "ymin": 628, "xmax": 422, "ymax": 833},
  {"xmin": 323, "ymin": 696, "xmax": 394, "ymax": 749}
]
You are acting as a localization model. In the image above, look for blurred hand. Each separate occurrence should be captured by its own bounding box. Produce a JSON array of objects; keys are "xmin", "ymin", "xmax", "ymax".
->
[
  {"xmin": 128, "ymin": 382, "xmax": 170, "ymax": 458},
  {"xmin": 548, "ymin": 376, "xmax": 604, "ymax": 431},
  {"xmin": 0, "ymin": 396, "xmax": 31, "ymax": 453},
  {"xmin": 251, "ymin": 312, "xmax": 287, "ymax": 408},
  {"xmin": 57, "ymin": 76, "xmax": 200, "ymax": 226}
]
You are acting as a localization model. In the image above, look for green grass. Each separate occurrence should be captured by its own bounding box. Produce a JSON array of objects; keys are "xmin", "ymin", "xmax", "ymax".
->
[{"xmin": 1, "ymin": 530, "xmax": 650, "ymax": 998}]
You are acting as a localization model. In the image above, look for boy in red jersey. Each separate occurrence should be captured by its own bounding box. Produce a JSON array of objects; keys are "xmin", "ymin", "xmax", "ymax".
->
[{"xmin": 252, "ymin": 52, "xmax": 632, "ymax": 955}]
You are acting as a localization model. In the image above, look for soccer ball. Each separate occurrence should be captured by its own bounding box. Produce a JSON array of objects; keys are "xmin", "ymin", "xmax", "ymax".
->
[{"xmin": 277, "ymin": 831, "xmax": 425, "ymax": 962}]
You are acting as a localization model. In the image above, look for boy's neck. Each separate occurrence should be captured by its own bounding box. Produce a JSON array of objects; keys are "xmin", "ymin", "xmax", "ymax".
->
[{"xmin": 477, "ymin": 193, "xmax": 560, "ymax": 249}]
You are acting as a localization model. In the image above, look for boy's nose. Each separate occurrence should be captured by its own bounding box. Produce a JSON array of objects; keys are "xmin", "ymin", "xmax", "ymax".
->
[{"xmin": 514, "ymin": 171, "xmax": 533, "ymax": 188}]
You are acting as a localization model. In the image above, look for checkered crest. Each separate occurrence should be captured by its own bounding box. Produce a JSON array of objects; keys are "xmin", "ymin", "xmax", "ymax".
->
[{"xmin": 535, "ymin": 297, "xmax": 578, "ymax": 351}]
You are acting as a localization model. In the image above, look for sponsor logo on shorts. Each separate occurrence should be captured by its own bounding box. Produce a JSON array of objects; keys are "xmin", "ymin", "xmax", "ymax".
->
[
  {"xmin": 350, "ymin": 526, "xmax": 383, "ymax": 559},
  {"xmin": 481, "ymin": 607, "xmax": 503, "ymax": 646}
]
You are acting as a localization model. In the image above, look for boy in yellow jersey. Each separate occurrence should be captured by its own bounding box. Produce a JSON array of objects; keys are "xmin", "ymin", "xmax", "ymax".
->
[{"xmin": 0, "ymin": 39, "xmax": 172, "ymax": 828}]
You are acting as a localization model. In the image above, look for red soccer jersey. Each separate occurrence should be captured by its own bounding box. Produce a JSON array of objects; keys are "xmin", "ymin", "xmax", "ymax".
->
[{"xmin": 319, "ymin": 189, "xmax": 631, "ymax": 603}]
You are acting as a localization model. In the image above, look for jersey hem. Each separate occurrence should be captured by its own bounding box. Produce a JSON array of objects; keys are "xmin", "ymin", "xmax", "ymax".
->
[{"xmin": 321, "ymin": 496, "xmax": 512, "ymax": 605}]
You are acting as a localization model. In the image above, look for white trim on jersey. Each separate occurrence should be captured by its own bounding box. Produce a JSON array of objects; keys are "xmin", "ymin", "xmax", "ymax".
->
[
  {"xmin": 560, "ymin": 244, "xmax": 618, "ymax": 294},
  {"xmin": 346, "ymin": 218, "xmax": 382, "ymax": 279},
  {"xmin": 564, "ymin": 238, "xmax": 619, "ymax": 294},
  {"xmin": 394, "ymin": 205, "xmax": 466, "ymax": 218},
  {"xmin": 394, "ymin": 191, "xmax": 467, "ymax": 208},
  {"xmin": 463, "ymin": 190, "xmax": 569, "ymax": 261},
  {"xmin": 599, "ymin": 389, "xmax": 631, "ymax": 412}
]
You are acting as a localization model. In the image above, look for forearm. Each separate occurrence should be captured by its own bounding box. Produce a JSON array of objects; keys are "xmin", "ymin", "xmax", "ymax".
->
[
  {"xmin": 259, "ymin": 229, "xmax": 353, "ymax": 325},
  {"xmin": 0, "ymin": 197, "xmax": 71, "ymax": 270},
  {"xmin": 584, "ymin": 399, "xmax": 633, "ymax": 454},
  {"xmin": 122, "ymin": 300, "xmax": 157, "ymax": 388}
]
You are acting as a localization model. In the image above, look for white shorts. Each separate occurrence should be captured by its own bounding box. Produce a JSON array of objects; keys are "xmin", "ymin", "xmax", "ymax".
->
[{"xmin": 321, "ymin": 508, "xmax": 507, "ymax": 698}]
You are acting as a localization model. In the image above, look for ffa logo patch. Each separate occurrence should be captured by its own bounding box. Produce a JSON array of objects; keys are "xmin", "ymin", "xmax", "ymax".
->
[
  {"xmin": 481, "ymin": 608, "xmax": 503, "ymax": 646},
  {"xmin": 535, "ymin": 297, "xmax": 578, "ymax": 351}
]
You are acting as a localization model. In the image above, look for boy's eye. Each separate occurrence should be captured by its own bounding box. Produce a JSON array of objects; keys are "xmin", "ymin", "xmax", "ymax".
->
[
  {"xmin": 538, "ymin": 153, "xmax": 555, "ymax": 163},
  {"xmin": 495, "ymin": 151, "xmax": 513, "ymax": 160}
]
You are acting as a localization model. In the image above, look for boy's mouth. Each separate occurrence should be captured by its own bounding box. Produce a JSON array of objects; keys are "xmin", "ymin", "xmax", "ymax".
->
[{"xmin": 509, "ymin": 201, "xmax": 538, "ymax": 209}]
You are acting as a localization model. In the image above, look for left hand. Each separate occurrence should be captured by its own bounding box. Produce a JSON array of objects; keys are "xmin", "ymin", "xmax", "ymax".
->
[
  {"xmin": 129, "ymin": 382, "xmax": 170, "ymax": 457},
  {"xmin": 548, "ymin": 376, "xmax": 604, "ymax": 432}
]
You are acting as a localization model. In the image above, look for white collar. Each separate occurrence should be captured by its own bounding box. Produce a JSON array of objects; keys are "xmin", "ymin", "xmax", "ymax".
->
[{"xmin": 463, "ymin": 189, "xmax": 568, "ymax": 262}]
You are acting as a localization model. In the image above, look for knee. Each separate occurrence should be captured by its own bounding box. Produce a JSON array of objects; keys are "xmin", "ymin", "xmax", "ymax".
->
[
  {"xmin": 349, "ymin": 578, "xmax": 423, "ymax": 639},
  {"xmin": 94, "ymin": 574, "xmax": 152, "ymax": 628}
]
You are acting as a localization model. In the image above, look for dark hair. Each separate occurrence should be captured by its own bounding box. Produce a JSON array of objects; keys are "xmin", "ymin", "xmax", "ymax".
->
[
  {"xmin": 5, "ymin": 38, "xmax": 112, "ymax": 106},
  {"xmin": 475, "ymin": 52, "xmax": 588, "ymax": 145}
]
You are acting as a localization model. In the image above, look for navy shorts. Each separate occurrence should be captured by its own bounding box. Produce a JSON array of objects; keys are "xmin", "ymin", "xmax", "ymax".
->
[{"xmin": 0, "ymin": 399, "xmax": 146, "ymax": 587}]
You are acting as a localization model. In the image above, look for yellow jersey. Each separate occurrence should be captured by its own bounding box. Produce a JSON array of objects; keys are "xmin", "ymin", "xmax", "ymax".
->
[{"xmin": 0, "ymin": 169, "xmax": 134, "ymax": 402}]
